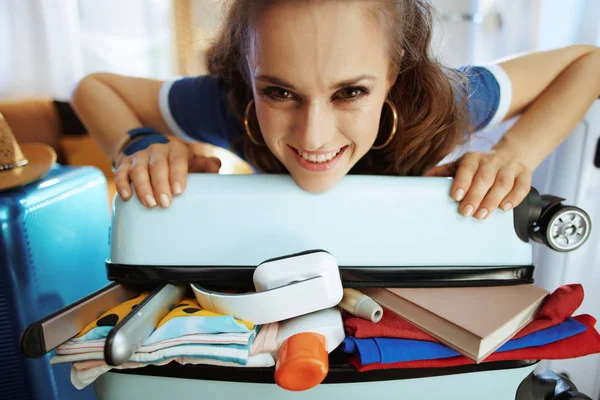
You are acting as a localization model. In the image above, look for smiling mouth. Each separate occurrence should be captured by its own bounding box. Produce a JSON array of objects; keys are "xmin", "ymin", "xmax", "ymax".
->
[
  {"xmin": 294, "ymin": 147, "xmax": 344, "ymax": 163},
  {"xmin": 287, "ymin": 145, "xmax": 349, "ymax": 172}
]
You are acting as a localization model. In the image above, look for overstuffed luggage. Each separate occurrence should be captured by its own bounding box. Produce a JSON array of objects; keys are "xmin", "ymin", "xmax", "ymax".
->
[{"xmin": 19, "ymin": 173, "xmax": 597, "ymax": 399}]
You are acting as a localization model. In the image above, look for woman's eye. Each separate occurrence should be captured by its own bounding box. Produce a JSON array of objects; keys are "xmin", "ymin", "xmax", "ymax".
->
[
  {"xmin": 262, "ymin": 87, "xmax": 294, "ymax": 101},
  {"xmin": 335, "ymin": 86, "xmax": 368, "ymax": 101}
]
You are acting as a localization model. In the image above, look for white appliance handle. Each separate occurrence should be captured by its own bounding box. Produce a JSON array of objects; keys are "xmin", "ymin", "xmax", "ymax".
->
[{"xmin": 192, "ymin": 276, "xmax": 334, "ymax": 325}]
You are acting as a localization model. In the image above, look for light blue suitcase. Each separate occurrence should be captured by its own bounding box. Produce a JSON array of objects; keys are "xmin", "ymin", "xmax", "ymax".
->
[
  {"xmin": 1, "ymin": 164, "xmax": 111, "ymax": 400},
  {"xmin": 21, "ymin": 174, "xmax": 594, "ymax": 399}
]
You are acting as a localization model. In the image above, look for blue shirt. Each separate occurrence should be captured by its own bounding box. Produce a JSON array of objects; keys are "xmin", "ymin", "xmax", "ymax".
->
[
  {"xmin": 340, "ymin": 317, "xmax": 586, "ymax": 365},
  {"xmin": 158, "ymin": 64, "xmax": 512, "ymax": 164}
]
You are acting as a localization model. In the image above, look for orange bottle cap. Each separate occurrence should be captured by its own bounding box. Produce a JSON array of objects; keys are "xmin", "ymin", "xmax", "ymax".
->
[{"xmin": 274, "ymin": 332, "xmax": 328, "ymax": 391}]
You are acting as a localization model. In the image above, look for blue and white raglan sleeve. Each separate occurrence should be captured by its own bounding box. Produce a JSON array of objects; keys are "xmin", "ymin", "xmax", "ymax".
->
[
  {"xmin": 158, "ymin": 75, "xmax": 242, "ymax": 151},
  {"xmin": 458, "ymin": 64, "xmax": 513, "ymax": 133}
]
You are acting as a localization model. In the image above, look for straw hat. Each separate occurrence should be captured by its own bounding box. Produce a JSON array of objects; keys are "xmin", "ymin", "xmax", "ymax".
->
[{"xmin": 0, "ymin": 112, "xmax": 57, "ymax": 191}]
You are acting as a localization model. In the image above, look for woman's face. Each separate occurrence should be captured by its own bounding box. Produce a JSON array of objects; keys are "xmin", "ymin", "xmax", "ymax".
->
[{"xmin": 247, "ymin": 0, "xmax": 397, "ymax": 192}]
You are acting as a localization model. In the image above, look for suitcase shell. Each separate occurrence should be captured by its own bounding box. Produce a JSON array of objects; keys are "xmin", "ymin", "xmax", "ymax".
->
[
  {"xmin": 108, "ymin": 175, "xmax": 533, "ymax": 268},
  {"xmin": 0, "ymin": 164, "xmax": 111, "ymax": 400},
  {"xmin": 100, "ymin": 175, "xmax": 547, "ymax": 399},
  {"xmin": 105, "ymin": 175, "xmax": 541, "ymax": 294},
  {"xmin": 94, "ymin": 360, "xmax": 539, "ymax": 400},
  {"xmin": 18, "ymin": 174, "xmax": 592, "ymax": 399}
]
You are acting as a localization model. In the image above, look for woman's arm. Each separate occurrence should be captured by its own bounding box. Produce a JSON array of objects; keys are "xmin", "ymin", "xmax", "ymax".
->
[
  {"xmin": 70, "ymin": 73, "xmax": 170, "ymax": 162},
  {"xmin": 71, "ymin": 73, "xmax": 221, "ymax": 208},
  {"xmin": 495, "ymin": 44, "xmax": 600, "ymax": 170},
  {"xmin": 427, "ymin": 45, "xmax": 600, "ymax": 219}
]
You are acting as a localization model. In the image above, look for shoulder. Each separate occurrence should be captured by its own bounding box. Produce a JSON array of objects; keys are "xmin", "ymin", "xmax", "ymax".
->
[
  {"xmin": 160, "ymin": 74, "xmax": 227, "ymax": 105},
  {"xmin": 454, "ymin": 64, "xmax": 513, "ymax": 133},
  {"xmin": 158, "ymin": 74, "xmax": 243, "ymax": 151}
]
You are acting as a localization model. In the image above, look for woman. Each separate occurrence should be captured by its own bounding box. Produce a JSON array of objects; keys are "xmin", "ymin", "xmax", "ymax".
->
[{"xmin": 72, "ymin": 0, "xmax": 600, "ymax": 220}]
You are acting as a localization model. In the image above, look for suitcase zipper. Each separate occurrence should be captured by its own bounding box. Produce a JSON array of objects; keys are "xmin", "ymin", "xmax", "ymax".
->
[
  {"xmin": 340, "ymin": 265, "xmax": 534, "ymax": 289},
  {"xmin": 109, "ymin": 356, "xmax": 539, "ymax": 384},
  {"xmin": 106, "ymin": 263, "xmax": 535, "ymax": 290}
]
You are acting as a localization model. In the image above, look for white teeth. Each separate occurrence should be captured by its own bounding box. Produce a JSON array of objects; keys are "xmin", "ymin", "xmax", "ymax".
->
[{"xmin": 297, "ymin": 148, "xmax": 341, "ymax": 163}]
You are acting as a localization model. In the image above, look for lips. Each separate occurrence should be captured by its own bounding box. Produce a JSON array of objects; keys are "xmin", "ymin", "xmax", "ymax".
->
[
  {"xmin": 288, "ymin": 145, "xmax": 348, "ymax": 172},
  {"xmin": 296, "ymin": 148, "xmax": 342, "ymax": 163}
]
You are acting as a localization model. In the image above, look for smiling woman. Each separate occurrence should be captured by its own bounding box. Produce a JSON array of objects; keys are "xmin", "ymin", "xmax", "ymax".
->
[
  {"xmin": 210, "ymin": 0, "xmax": 470, "ymax": 193},
  {"xmin": 70, "ymin": 0, "xmax": 600, "ymax": 219}
]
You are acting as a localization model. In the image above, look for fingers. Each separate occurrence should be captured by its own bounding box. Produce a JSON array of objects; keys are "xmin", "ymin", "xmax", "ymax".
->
[
  {"xmin": 458, "ymin": 160, "xmax": 498, "ymax": 218},
  {"xmin": 128, "ymin": 151, "xmax": 158, "ymax": 208},
  {"xmin": 112, "ymin": 141, "xmax": 220, "ymax": 209},
  {"xmin": 450, "ymin": 152, "xmax": 532, "ymax": 220},
  {"xmin": 148, "ymin": 144, "xmax": 172, "ymax": 208},
  {"xmin": 114, "ymin": 156, "xmax": 133, "ymax": 200},
  {"xmin": 500, "ymin": 171, "xmax": 532, "ymax": 212},
  {"xmin": 168, "ymin": 143, "xmax": 190, "ymax": 195},
  {"xmin": 450, "ymin": 155, "xmax": 479, "ymax": 203},
  {"xmin": 114, "ymin": 142, "xmax": 178, "ymax": 208},
  {"xmin": 474, "ymin": 167, "xmax": 516, "ymax": 219}
]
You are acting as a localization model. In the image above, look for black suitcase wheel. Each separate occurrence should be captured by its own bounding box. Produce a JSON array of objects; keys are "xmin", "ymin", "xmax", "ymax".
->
[
  {"xmin": 517, "ymin": 370, "xmax": 594, "ymax": 400},
  {"xmin": 534, "ymin": 205, "xmax": 591, "ymax": 252},
  {"xmin": 513, "ymin": 187, "xmax": 592, "ymax": 253}
]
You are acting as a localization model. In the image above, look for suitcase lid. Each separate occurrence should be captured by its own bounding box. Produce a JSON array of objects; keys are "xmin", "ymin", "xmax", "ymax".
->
[{"xmin": 108, "ymin": 174, "xmax": 532, "ymax": 268}]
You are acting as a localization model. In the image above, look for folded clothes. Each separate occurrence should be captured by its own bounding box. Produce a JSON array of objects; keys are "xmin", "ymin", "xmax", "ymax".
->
[
  {"xmin": 52, "ymin": 340, "xmax": 255, "ymax": 366},
  {"xmin": 52, "ymin": 296, "xmax": 261, "ymax": 368},
  {"xmin": 57, "ymin": 332, "xmax": 254, "ymax": 356},
  {"xmin": 351, "ymin": 314, "xmax": 600, "ymax": 372},
  {"xmin": 146, "ymin": 298, "xmax": 254, "ymax": 344},
  {"xmin": 343, "ymin": 284, "xmax": 583, "ymax": 342},
  {"xmin": 72, "ymin": 292, "xmax": 151, "ymax": 341},
  {"xmin": 250, "ymin": 323, "xmax": 279, "ymax": 356},
  {"xmin": 69, "ymin": 353, "xmax": 276, "ymax": 390},
  {"xmin": 54, "ymin": 296, "xmax": 280, "ymax": 390},
  {"xmin": 342, "ymin": 317, "xmax": 586, "ymax": 365},
  {"xmin": 513, "ymin": 284, "xmax": 583, "ymax": 339},
  {"xmin": 57, "ymin": 323, "xmax": 275, "ymax": 361},
  {"xmin": 71, "ymin": 296, "xmax": 254, "ymax": 343}
]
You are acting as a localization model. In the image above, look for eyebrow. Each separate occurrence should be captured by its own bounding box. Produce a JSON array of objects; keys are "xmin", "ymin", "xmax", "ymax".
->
[{"xmin": 255, "ymin": 74, "xmax": 377, "ymax": 91}]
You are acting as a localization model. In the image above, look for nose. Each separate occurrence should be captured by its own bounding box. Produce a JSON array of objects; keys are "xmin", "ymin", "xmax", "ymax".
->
[{"xmin": 294, "ymin": 102, "xmax": 336, "ymax": 151}]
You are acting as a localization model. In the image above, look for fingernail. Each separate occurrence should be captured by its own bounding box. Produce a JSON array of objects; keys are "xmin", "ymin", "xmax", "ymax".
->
[
  {"xmin": 461, "ymin": 204, "xmax": 474, "ymax": 217},
  {"xmin": 502, "ymin": 202, "xmax": 512, "ymax": 211},
  {"xmin": 145, "ymin": 194, "xmax": 157, "ymax": 207},
  {"xmin": 454, "ymin": 189, "xmax": 465, "ymax": 201},
  {"xmin": 159, "ymin": 194, "xmax": 170, "ymax": 208},
  {"xmin": 173, "ymin": 182, "xmax": 182, "ymax": 195},
  {"xmin": 475, "ymin": 208, "xmax": 488, "ymax": 220},
  {"xmin": 120, "ymin": 188, "xmax": 130, "ymax": 198}
]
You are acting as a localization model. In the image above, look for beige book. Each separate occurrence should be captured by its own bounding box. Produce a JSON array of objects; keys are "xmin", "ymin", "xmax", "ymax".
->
[{"xmin": 363, "ymin": 284, "xmax": 549, "ymax": 363}]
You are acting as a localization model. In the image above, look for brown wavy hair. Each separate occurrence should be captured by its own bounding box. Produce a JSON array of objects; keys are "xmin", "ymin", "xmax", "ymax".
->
[{"xmin": 206, "ymin": 0, "xmax": 472, "ymax": 175}]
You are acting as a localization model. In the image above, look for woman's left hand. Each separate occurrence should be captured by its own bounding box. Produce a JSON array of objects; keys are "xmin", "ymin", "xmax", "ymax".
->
[{"xmin": 424, "ymin": 151, "xmax": 532, "ymax": 220}]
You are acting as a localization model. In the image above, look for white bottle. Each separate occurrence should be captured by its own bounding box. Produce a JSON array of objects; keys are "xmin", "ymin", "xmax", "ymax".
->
[{"xmin": 273, "ymin": 307, "xmax": 345, "ymax": 392}]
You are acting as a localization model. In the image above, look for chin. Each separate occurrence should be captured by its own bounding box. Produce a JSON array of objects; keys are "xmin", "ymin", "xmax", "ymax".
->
[
  {"xmin": 289, "ymin": 171, "xmax": 345, "ymax": 194},
  {"xmin": 275, "ymin": 145, "xmax": 355, "ymax": 193}
]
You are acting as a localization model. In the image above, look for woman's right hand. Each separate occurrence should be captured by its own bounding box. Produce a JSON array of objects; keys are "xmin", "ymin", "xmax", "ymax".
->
[{"xmin": 113, "ymin": 140, "xmax": 221, "ymax": 208}]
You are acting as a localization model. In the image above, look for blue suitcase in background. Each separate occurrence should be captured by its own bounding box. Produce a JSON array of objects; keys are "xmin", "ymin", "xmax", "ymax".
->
[{"xmin": 0, "ymin": 164, "xmax": 111, "ymax": 400}]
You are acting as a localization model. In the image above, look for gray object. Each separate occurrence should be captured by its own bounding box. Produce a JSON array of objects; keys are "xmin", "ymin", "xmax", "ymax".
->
[{"xmin": 104, "ymin": 283, "xmax": 186, "ymax": 366}]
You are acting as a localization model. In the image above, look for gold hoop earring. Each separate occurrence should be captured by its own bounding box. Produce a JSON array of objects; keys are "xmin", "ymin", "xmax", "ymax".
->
[
  {"xmin": 371, "ymin": 99, "xmax": 398, "ymax": 150},
  {"xmin": 244, "ymin": 99, "xmax": 265, "ymax": 146}
]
